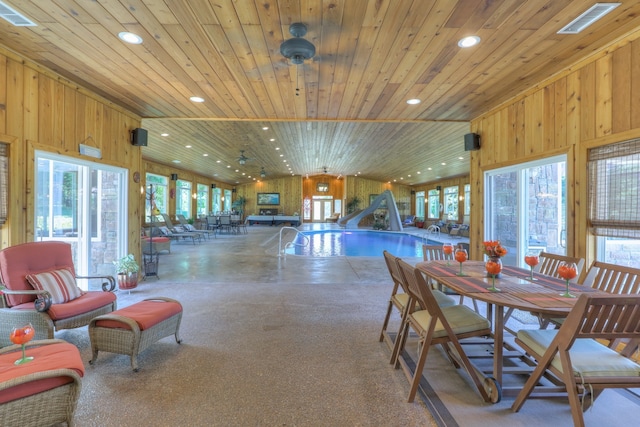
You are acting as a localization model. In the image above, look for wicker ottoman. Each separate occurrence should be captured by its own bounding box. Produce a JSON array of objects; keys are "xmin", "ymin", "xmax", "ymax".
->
[{"xmin": 89, "ymin": 297, "xmax": 182, "ymax": 371}]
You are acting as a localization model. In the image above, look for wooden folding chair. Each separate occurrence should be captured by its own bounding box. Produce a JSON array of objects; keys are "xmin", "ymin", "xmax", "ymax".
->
[
  {"xmin": 511, "ymin": 294, "xmax": 640, "ymax": 427},
  {"xmin": 393, "ymin": 259, "xmax": 498, "ymax": 403},
  {"xmin": 380, "ymin": 251, "xmax": 455, "ymax": 364},
  {"xmin": 423, "ymin": 244, "xmax": 478, "ymax": 312}
]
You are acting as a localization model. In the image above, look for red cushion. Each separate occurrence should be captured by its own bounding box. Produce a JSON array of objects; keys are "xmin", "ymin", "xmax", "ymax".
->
[
  {"xmin": 0, "ymin": 242, "xmax": 76, "ymax": 307},
  {"xmin": 0, "ymin": 342, "xmax": 84, "ymax": 404},
  {"xmin": 95, "ymin": 300, "xmax": 182, "ymax": 331},
  {"xmin": 47, "ymin": 291, "xmax": 117, "ymax": 321},
  {"xmin": 142, "ymin": 237, "xmax": 170, "ymax": 243}
]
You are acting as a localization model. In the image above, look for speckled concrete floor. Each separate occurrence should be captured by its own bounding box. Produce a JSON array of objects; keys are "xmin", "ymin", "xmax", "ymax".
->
[{"xmin": 63, "ymin": 224, "xmax": 438, "ymax": 426}]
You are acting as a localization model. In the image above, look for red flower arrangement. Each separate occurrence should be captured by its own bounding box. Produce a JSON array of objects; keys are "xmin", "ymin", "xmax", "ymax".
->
[{"xmin": 483, "ymin": 240, "xmax": 507, "ymax": 258}]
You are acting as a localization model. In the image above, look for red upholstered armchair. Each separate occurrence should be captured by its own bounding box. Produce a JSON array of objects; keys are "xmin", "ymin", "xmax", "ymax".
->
[{"xmin": 0, "ymin": 241, "xmax": 117, "ymax": 347}]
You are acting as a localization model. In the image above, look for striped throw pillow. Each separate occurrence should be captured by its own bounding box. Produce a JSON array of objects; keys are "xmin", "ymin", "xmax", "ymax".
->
[{"xmin": 26, "ymin": 268, "xmax": 82, "ymax": 304}]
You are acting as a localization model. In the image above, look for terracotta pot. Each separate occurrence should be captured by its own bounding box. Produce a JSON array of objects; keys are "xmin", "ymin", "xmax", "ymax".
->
[{"xmin": 117, "ymin": 272, "xmax": 138, "ymax": 290}]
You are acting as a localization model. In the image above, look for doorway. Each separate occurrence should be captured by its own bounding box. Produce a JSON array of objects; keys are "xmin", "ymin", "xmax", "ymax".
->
[
  {"xmin": 34, "ymin": 151, "xmax": 128, "ymax": 288},
  {"xmin": 312, "ymin": 197, "xmax": 333, "ymax": 222}
]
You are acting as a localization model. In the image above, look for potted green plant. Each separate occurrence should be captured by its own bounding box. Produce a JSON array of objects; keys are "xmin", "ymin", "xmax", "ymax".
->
[
  {"xmin": 232, "ymin": 195, "xmax": 246, "ymax": 215},
  {"xmin": 113, "ymin": 254, "xmax": 140, "ymax": 290},
  {"xmin": 346, "ymin": 196, "xmax": 361, "ymax": 214}
]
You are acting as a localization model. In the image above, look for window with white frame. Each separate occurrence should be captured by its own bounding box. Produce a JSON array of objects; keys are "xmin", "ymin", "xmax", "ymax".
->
[
  {"xmin": 175, "ymin": 179, "xmax": 192, "ymax": 218},
  {"xmin": 427, "ymin": 189, "xmax": 439, "ymax": 219},
  {"xmin": 464, "ymin": 184, "xmax": 471, "ymax": 216},
  {"xmin": 589, "ymin": 138, "xmax": 640, "ymax": 268},
  {"xmin": 223, "ymin": 189, "xmax": 232, "ymax": 212},
  {"xmin": 444, "ymin": 186, "xmax": 458, "ymax": 221},
  {"xmin": 196, "ymin": 183, "xmax": 208, "ymax": 217},
  {"xmin": 212, "ymin": 188, "xmax": 221, "ymax": 213},
  {"xmin": 146, "ymin": 174, "xmax": 167, "ymax": 219},
  {"xmin": 416, "ymin": 191, "xmax": 425, "ymax": 219}
]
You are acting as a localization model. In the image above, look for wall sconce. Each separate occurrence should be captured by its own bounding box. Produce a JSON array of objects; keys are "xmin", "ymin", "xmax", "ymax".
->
[
  {"xmin": 221, "ymin": 196, "xmax": 225, "ymax": 202},
  {"xmin": 171, "ymin": 173, "xmax": 178, "ymax": 181},
  {"xmin": 192, "ymin": 193, "xmax": 197, "ymax": 199}
]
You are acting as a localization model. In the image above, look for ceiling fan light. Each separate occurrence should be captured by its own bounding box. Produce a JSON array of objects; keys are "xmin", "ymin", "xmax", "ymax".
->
[
  {"xmin": 280, "ymin": 38, "xmax": 315, "ymax": 64},
  {"xmin": 239, "ymin": 159, "xmax": 246, "ymax": 165},
  {"xmin": 280, "ymin": 23, "xmax": 316, "ymax": 64}
]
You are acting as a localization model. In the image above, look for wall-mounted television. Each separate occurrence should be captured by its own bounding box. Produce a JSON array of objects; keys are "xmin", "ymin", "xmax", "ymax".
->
[{"xmin": 257, "ymin": 192, "xmax": 280, "ymax": 205}]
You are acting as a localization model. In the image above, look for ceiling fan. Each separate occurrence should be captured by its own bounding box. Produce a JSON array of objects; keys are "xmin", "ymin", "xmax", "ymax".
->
[
  {"xmin": 237, "ymin": 150, "xmax": 251, "ymax": 165},
  {"xmin": 280, "ymin": 23, "xmax": 316, "ymax": 64},
  {"xmin": 260, "ymin": 167, "xmax": 266, "ymax": 178}
]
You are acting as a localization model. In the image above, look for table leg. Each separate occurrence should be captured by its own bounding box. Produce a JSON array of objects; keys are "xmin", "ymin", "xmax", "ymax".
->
[{"xmin": 493, "ymin": 303, "xmax": 504, "ymax": 385}]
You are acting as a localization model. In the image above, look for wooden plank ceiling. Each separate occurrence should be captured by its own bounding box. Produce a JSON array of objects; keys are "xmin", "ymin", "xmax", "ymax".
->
[{"xmin": 1, "ymin": 0, "xmax": 639, "ymax": 185}]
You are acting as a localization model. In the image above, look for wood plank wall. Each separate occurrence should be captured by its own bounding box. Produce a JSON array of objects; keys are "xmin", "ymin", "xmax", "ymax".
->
[
  {"xmin": 0, "ymin": 47, "xmax": 142, "ymax": 258},
  {"xmin": 303, "ymin": 175, "xmax": 344, "ymax": 205},
  {"xmin": 236, "ymin": 176, "xmax": 303, "ymax": 217},
  {"xmin": 469, "ymin": 30, "xmax": 640, "ymax": 263}
]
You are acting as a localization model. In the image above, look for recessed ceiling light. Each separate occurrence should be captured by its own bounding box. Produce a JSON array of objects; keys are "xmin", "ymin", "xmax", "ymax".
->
[
  {"xmin": 458, "ymin": 36, "xmax": 480, "ymax": 48},
  {"xmin": 160, "ymin": 133, "xmax": 169, "ymax": 137},
  {"xmin": 185, "ymin": 145, "xmax": 192, "ymax": 148},
  {"xmin": 417, "ymin": 171, "xmax": 421, "ymax": 174},
  {"xmin": 118, "ymin": 32, "xmax": 143, "ymax": 44},
  {"xmin": 190, "ymin": 96, "xmax": 205, "ymax": 103},
  {"xmin": 458, "ymin": 157, "xmax": 464, "ymax": 160},
  {"xmin": 216, "ymin": 160, "xmax": 221, "ymax": 163},
  {"xmin": 441, "ymin": 162, "xmax": 446, "ymax": 165},
  {"xmin": 406, "ymin": 98, "xmax": 421, "ymax": 105},
  {"xmin": 428, "ymin": 167, "xmax": 432, "ymax": 171},
  {"xmin": 262, "ymin": 126, "xmax": 269, "ymax": 130},
  {"xmin": 270, "ymin": 138, "xmax": 275, "ymax": 142},
  {"xmin": 227, "ymin": 165, "xmax": 231, "ymax": 168},
  {"xmin": 203, "ymin": 154, "xmax": 209, "ymax": 157}
]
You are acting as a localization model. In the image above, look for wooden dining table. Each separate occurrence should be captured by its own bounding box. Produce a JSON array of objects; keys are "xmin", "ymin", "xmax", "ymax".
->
[{"xmin": 415, "ymin": 259, "xmax": 606, "ymax": 396}]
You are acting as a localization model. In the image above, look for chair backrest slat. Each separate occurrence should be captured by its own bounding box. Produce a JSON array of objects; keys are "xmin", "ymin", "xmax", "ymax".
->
[
  {"xmin": 397, "ymin": 258, "xmax": 440, "ymax": 316},
  {"xmin": 537, "ymin": 252, "xmax": 585, "ymax": 283},
  {"xmin": 422, "ymin": 244, "xmax": 445, "ymax": 261},
  {"xmin": 563, "ymin": 294, "xmax": 640, "ymax": 342},
  {"xmin": 383, "ymin": 251, "xmax": 406, "ymax": 295},
  {"xmin": 581, "ymin": 260, "xmax": 640, "ymax": 295}
]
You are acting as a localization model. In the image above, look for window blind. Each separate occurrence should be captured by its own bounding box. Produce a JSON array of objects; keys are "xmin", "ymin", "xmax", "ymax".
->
[
  {"xmin": 588, "ymin": 138, "xmax": 640, "ymax": 238},
  {"xmin": 0, "ymin": 143, "xmax": 7, "ymax": 227}
]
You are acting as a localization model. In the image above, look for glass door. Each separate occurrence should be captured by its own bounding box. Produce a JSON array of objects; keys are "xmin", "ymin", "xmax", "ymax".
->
[
  {"xmin": 485, "ymin": 156, "xmax": 566, "ymax": 267},
  {"xmin": 35, "ymin": 152, "xmax": 127, "ymax": 289},
  {"xmin": 312, "ymin": 198, "xmax": 333, "ymax": 222}
]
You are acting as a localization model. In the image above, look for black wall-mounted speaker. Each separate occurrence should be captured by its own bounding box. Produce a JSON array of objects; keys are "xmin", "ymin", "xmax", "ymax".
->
[
  {"xmin": 436, "ymin": 186, "xmax": 442, "ymax": 191},
  {"xmin": 464, "ymin": 133, "xmax": 480, "ymax": 151},
  {"xmin": 211, "ymin": 184, "xmax": 217, "ymax": 189},
  {"xmin": 131, "ymin": 128, "xmax": 148, "ymax": 146},
  {"xmin": 170, "ymin": 173, "xmax": 178, "ymax": 181},
  {"xmin": 410, "ymin": 190, "xmax": 416, "ymax": 195}
]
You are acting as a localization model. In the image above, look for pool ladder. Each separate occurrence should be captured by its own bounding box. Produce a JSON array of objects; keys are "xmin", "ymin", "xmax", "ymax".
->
[{"xmin": 278, "ymin": 227, "xmax": 309, "ymax": 258}]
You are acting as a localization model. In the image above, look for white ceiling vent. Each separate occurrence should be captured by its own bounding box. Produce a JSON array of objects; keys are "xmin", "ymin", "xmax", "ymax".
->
[
  {"xmin": 557, "ymin": 3, "xmax": 620, "ymax": 34},
  {"xmin": 0, "ymin": 1, "xmax": 36, "ymax": 26}
]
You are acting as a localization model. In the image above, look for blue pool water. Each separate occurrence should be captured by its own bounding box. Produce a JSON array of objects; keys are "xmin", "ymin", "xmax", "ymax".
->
[{"xmin": 285, "ymin": 230, "xmax": 440, "ymax": 257}]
